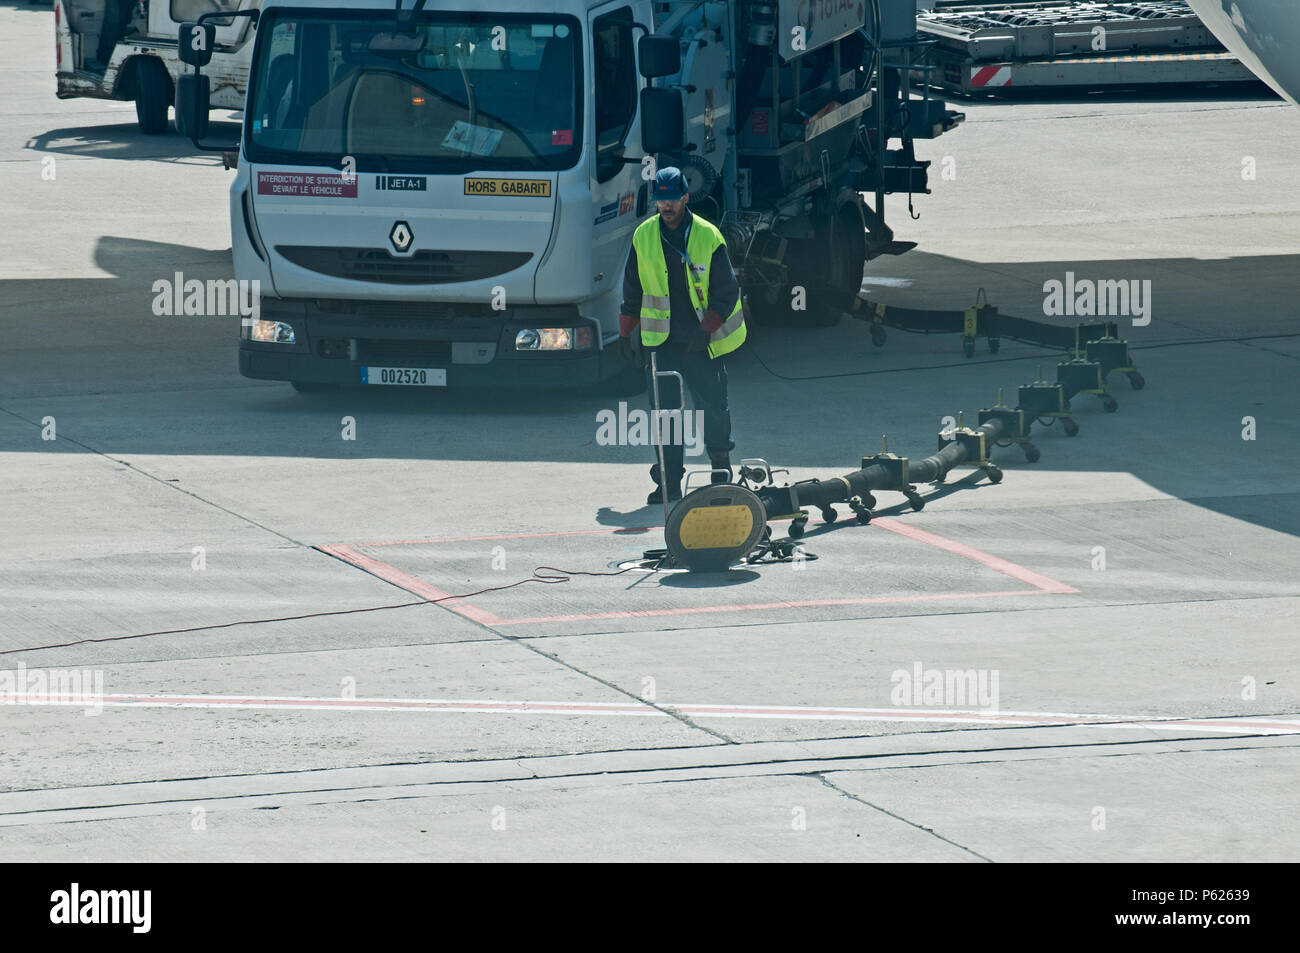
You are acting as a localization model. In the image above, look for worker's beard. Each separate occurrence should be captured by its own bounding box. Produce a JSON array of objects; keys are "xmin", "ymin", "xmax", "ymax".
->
[{"xmin": 661, "ymin": 203, "xmax": 686, "ymax": 228}]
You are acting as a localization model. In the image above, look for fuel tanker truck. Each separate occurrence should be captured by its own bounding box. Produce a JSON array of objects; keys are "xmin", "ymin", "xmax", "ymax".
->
[{"xmin": 176, "ymin": 0, "xmax": 962, "ymax": 392}]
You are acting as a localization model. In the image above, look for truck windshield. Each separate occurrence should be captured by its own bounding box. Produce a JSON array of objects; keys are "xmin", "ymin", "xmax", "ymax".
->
[{"xmin": 245, "ymin": 10, "xmax": 582, "ymax": 174}]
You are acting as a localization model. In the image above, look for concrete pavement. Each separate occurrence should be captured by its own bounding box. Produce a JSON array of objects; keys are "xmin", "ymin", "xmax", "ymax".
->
[{"xmin": 2, "ymin": 2, "xmax": 1298, "ymax": 861}]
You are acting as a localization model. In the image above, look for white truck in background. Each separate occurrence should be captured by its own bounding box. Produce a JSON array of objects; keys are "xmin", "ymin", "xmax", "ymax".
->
[
  {"xmin": 54, "ymin": 0, "xmax": 258, "ymax": 134},
  {"xmin": 176, "ymin": 0, "xmax": 961, "ymax": 392}
]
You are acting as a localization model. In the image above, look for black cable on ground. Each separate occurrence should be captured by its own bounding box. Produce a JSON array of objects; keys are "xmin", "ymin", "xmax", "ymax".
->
[{"xmin": 0, "ymin": 563, "xmax": 652, "ymax": 659}]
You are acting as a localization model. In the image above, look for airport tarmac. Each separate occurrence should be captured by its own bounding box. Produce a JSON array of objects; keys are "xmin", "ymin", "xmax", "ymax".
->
[{"xmin": 1, "ymin": 3, "xmax": 1298, "ymax": 861}]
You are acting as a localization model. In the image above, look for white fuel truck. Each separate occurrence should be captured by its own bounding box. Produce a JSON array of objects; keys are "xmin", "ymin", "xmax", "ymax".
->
[{"xmin": 177, "ymin": 0, "xmax": 961, "ymax": 391}]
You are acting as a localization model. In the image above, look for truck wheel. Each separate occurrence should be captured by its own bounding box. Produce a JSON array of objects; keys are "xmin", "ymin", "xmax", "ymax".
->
[
  {"xmin": 740, "ymin": 285, "xmax": 792, "ymax": 327},
  {"xmin": 787, "ymin": 207, "xmax": 866, "ymax": 328},
  {"xmin": 134, "ymin": 59, "xmax": 171, "ymax": 135}
]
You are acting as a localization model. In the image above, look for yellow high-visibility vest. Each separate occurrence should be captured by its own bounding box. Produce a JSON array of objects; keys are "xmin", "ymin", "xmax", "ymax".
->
[{"xmin": 632, "ymin": 214, "xmax": 746, "ymax": 359}]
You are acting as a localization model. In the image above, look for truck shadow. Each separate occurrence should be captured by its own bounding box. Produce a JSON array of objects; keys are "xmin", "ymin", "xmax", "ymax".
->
[
  {"xmin": 3, "ymin": 239, "xmax": 1300, "ymax": 540},
  {"xmin": 27, "ymin": 120, "xmax": 243, "ymax": 163}
]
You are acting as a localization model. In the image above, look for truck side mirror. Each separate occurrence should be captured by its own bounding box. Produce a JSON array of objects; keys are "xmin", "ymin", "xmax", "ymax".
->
[
  {"xmin": 178, "ymin": 22, "xmax": 216, "ymax": 68},
  {"xmin": 176, "ymin": 73, "xmax": 211, "ymax": 140},
  {"xmin": 640, "ymin": 88, "xmax": 684, "ymax": 154},
  {"xmin": 638, "ymin": 35, "xmax": 680, "ymax": 79}
]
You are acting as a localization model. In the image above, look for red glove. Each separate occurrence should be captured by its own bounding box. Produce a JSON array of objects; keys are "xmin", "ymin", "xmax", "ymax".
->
[{"xmin": 699, "ymin": 310, "xmax": 723, "ymax": 334}]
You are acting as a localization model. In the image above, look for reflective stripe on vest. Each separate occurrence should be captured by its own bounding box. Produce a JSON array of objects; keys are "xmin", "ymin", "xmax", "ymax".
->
[{"xmin": 632, "ymin": 214, "xmax": 746, "ymax": 359}]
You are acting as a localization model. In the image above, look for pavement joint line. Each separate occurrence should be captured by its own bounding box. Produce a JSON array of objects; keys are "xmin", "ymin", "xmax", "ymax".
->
[
  {"xmin": 3, "ymin": 731, "xmax": 1292, "ymax": 829},
  {"xmin": 7, "ymin": 728, "xmax": 1293, "ymax": 798},
  {"xmin": 311, "ymin": 548, "xmax": 736, "ymax": 745},
  {"xmin": 11, "ymin": 576, "xmax": 1300, "ymax": 667},
  {"xmin": 811, "ymin": 773, "xmax": 996, "ymax": 863},
  {"xmin": 0, "ymin": 405, "xmax": 309, "ymax": 549},
  {"xmin": 20, "ymin": 590, "xmax": 1300, "ymax": 668}
]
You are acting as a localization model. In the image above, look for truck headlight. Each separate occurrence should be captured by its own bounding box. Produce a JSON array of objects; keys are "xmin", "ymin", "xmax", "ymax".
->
[
  {"xmin": 247, "ymin": 319, "xmax": 296, "ymax": 343},
  {"xmin": 514, "ymin": 327, "xmax": 593, "ymax": 351}
]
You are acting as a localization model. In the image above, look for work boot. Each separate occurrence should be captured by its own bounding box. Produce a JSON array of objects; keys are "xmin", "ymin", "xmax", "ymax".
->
[
  {"xmin": 647, "ymin": 463, "xmax": 683, "ymax": 505},
  {"xmin": 709, "ymin": 452, "xmax": 733, "ymax": 485}
]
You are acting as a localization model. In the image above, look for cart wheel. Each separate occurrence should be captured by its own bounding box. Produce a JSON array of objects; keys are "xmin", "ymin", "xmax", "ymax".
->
[
  {"xmin": 988, "ymin": 337, "xmax": 1000, "ymax": 354},
  {"xmin": 905, "ymin": 492, "xmax": 925, "ymax": 512},
  {"xmin": 1127, "ymin": 371, "xmax": 1145, "ymax": 390},
  {"xmin": 863, "ymin": 493, "xmax": 877, "ymax": 509},
  {"xmin": 1024, "ymin": 444, "xmax": 1041, "ymax": 463},
  {"xmin": 962, "ymin": 339, "xmax": 975, "ymax": 358},
  {"xmin": 1102, "ymin": 395, "xmax": 1119, "ymax": 413},
  {"xmin": 986, "ymin": 466, "xmax": 1003, "ymax": 484},
  {"xmin": 789, "ymin": 519, "xmax": 806, "ymax": 539},
  {"xmin": 819, "ymin": 505, "xmax": 837, "ymax": 524},
  {"xmin": 870, "ymin": 326, "xmax": 887, "ymax": 347},
  {"xmin": 1063, "ymin": 418, "xmax": 1079, "ymax": 437}
]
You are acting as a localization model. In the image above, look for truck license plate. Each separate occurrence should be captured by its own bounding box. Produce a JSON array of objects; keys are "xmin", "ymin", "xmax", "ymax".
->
[{"xmin": 361, "ymin": 366, "xmax": 446, "ymax": 386}]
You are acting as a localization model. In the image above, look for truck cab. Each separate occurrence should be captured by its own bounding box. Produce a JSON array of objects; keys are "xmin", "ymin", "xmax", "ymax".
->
[{"xmin": 225, "ymin": 0, "xmax": 653, "ymax": 392}]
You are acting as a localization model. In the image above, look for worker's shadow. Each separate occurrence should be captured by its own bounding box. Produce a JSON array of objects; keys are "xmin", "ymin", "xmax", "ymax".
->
[{"xmin": 594, "ymin": 505, "xmax": 659, "ymax": 530}]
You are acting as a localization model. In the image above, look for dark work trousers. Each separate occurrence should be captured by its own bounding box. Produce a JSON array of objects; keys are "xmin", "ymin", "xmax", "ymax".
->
[{"xmin": 644, "ymin": 343, "xmax": 733, "ymax": 479}]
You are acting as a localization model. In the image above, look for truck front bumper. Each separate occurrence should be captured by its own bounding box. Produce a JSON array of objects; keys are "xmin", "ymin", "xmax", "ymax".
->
[{"xmin": 238, "ymin": 298, "xmax": 617, "ymax": 389}]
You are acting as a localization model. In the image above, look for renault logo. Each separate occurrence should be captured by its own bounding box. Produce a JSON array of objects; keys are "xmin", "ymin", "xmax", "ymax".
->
[{"xmin": 389, "ymin": 220, "xmax": 413, "ymax": 254}]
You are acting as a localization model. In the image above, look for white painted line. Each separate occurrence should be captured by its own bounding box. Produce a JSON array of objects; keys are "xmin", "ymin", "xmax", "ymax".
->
[{"xmin": 5, "ymin": 693, "xmax": 1299, "ymax": 734}]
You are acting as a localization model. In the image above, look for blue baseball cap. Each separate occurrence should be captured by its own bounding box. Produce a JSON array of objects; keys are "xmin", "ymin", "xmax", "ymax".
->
[{"xmin": 653, "ymin": 166, "xmax": 686, "ymax": 201}]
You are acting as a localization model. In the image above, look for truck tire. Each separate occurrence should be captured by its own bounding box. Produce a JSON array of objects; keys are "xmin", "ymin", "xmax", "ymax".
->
[
  {"xmin": 738, "ymin": 230, "xmax": 803, "ymax": 327},
  {"xmin": 787, "ymin": 207, "xmax": 867, "ymax": 327},
  {"xmin": 133, "ymin": 59, "xmax": 171, "ymax": 135},
  {"xmin": 741, "ymin": 281, "xmax": 796, "ymax": 327},
  {"xmin": 739, "ymin": 205, "xmax": 866, "ymax": 328}
]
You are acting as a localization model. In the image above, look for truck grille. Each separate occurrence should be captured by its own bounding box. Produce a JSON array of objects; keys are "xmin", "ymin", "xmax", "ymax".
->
[
  {"xmin": 313, "ymin": 299, "xmax": 497, "ymax": 321},
  {"xmin": 356, "ymin": 339, "xmax": 453, "ymax": 367},
  {"xmin": 277, "ymin": 246, "xmax": 532, "ymax": 284}
]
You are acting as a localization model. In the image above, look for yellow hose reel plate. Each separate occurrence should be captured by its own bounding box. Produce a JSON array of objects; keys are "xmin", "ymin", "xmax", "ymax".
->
[{"xmin": 665, "ymin": 483, "xmax": 768, "ymax": 572}]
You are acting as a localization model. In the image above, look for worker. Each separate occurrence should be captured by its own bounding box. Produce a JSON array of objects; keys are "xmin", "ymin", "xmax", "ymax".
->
[{"xmin": 618, "ymin": 166, "xmax": 747, "ymax": 504}]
